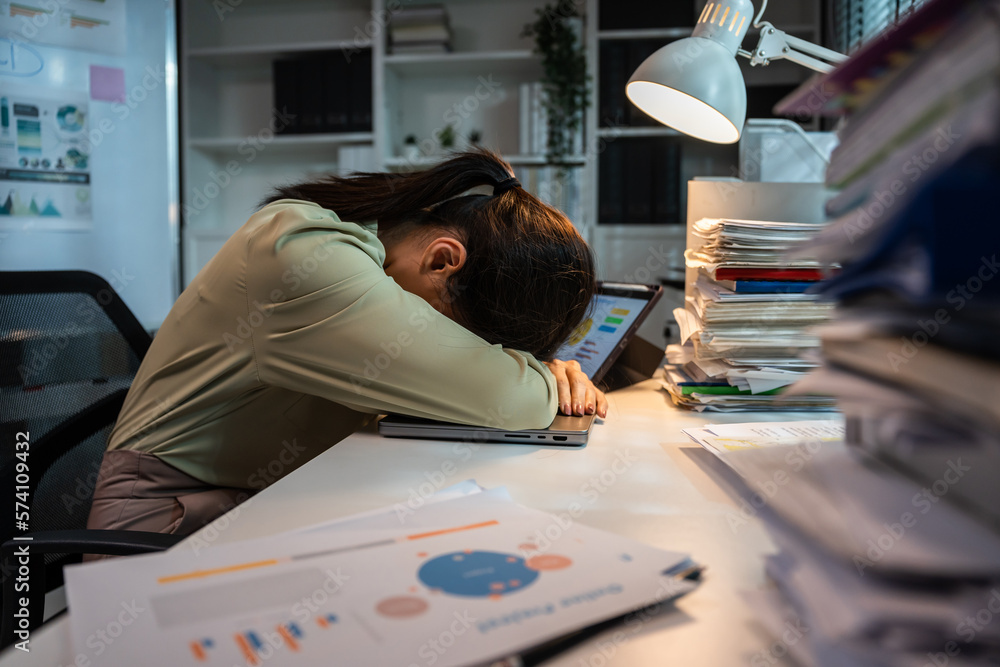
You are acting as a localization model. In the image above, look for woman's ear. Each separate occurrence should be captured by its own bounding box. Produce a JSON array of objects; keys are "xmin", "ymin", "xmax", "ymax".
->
[{"xmin": 421, "ymin": 236, "xmax": 467, "ymax": 279}]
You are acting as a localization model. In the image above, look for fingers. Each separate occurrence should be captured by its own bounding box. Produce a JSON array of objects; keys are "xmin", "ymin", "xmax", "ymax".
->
[
  {"xmin": 545, "ymin": 359, "xmax": 608, "ymax": 418},
  {"xmin": 569, "ymin": 367, "xmax": 590, "ymax": 416},
  {"xmin": 584, "ymin": 385, "xmax": 596, "ymax": 416},
  {"xmin": 545, "ymin": 361, "xmax": 572, "ymax": 415},
  {"xmin": 595, "ymin": 387, "xmax": 608, "ymax": 418}
]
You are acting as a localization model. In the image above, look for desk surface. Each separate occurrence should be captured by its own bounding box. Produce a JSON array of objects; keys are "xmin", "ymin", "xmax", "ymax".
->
[{"xmin": 1, "ymin": 379, "xmax": 819, "ymax": 666}]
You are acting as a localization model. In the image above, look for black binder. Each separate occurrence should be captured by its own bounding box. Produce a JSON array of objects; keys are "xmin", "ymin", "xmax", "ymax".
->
[
  {"xmin": 298, "ymin": 56, "xmax": 326, "ymax": 133},
  {"xmin": 272, "ymin": 58, "xmax": 301, "ymax": 135},
  {"xmin": 347, "ymin": 48, "xmax": 373, "ymax": 132},
  {"xmin": 323, "ymin": 54, "xmax": 351, "ymax": 132},
  {"xmin": 624, "ymin": 138, "xmax": 653, "ymax": 223},
  {"xmin": 598, "ymin": 139, "xmax": 625, "ymax": 224}
]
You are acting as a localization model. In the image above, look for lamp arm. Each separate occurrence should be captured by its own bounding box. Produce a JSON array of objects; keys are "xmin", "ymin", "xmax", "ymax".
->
[
  {"xmin": 742, "ymin": 22, "xmax": 848, "ymax": 73},
  {"xmin": 752, "ymin": 0, "xmax": 769, "ymax": 28},
  {"xmin": 783, "ymin": 32, "xmax": 849, "ymax": 67}
]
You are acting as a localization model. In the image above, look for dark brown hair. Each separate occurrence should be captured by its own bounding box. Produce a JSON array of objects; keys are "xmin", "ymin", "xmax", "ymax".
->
[{"xmin": 263, "ymin": 149, "xmax": 596, "ymax": 360}]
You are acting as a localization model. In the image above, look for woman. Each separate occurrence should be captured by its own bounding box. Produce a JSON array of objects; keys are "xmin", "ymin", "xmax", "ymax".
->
[{"xmin": 86, "ymin": 150, "xmax": 605, "ymax": 537}]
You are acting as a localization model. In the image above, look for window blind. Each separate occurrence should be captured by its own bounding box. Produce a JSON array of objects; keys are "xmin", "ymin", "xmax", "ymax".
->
[{"xmin": 833, "ymin": 0, "xmax": 930, "ymax": 53}]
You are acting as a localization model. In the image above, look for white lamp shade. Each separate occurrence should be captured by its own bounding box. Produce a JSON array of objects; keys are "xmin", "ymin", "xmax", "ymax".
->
[{"xmin": 626, "ymin": 37, "xmax": 747, "ymax": 144}]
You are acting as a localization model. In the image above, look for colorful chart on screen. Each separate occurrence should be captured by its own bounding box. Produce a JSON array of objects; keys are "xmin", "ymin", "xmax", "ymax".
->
[{"xmin": 554, "ymin": 294, "xmax": 650, "ymax": 378}]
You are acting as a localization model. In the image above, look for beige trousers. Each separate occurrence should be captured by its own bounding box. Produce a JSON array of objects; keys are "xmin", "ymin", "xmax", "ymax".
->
[{"xmin": 86, "ymin": 449, "xmax": 252, "ymax": 538}]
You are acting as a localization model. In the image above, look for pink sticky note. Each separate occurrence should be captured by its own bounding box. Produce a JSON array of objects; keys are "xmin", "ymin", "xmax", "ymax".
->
[{"xmin": 90, "ymin": 65, "xmax": 126, "ymax": 103}]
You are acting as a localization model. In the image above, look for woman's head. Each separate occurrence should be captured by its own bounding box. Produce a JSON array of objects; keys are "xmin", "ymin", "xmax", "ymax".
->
[{"xmin": 264, "ymin": 149, "xmax": 596, "ymax": 360}]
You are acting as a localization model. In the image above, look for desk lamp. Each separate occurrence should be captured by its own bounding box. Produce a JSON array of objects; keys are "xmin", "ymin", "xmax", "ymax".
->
[{"xmin": 626, "ymin": 0, "xmax": 847, "ymax": 143}]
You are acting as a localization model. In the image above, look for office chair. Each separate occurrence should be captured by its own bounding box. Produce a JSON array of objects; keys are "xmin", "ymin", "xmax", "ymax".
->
[{"xmin": 0, "ymin": 271, "xmax": 182, "ymax": 649}]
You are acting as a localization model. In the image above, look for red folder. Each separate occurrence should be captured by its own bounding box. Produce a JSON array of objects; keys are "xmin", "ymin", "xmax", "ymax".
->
[{"xmin": 713, "ymin": 268, "xmax": 827, "ymax": 281}]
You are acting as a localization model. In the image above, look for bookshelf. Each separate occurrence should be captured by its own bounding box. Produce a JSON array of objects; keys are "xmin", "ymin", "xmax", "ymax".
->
[
  {"xmin": 179, "ymin": 0, "xmax": 823, "ymax": 350},
  {"xmin": 180, "ymin": 0, "xmax": 570, "ymax": 284}
]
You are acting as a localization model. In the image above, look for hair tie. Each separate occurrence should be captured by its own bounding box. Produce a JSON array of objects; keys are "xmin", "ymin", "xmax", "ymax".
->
[{"xmin": 494, "ymin": 177, "xmax": 521, "ymax": 196}]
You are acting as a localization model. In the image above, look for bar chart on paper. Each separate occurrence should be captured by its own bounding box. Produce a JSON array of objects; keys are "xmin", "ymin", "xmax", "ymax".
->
[
  {"xmin": 65, "ymin": 489, "xmax": 697, "ymax": 667},
  {"xmin": 556, "ymin": 295, "xmax": 649, "ymax": 378}
]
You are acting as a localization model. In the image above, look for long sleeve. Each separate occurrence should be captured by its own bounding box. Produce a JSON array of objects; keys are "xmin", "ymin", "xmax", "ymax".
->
[
  {"xmin": 107, "ymin": 199, "xmax": 558, "ymax": 489},
  {"xmin": 245, "ymin": 200, "xmax": 558, "ymax": 431}
]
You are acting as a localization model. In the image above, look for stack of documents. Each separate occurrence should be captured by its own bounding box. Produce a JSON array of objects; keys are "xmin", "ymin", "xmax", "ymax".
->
[
  {"xmin": 662, "ymin": 218, "xmax": 839, "ymax": 411},
  {"xmin": 779, "ymin": 0, "xmax": 1000, "ymax": 268},
  {"xmin": 781, "ymin": 0, "xmax": 1000, "ymax": 537},
  {"xmin": 64, "ymin": 483, "xmax": 700, "ymax": 666},
  {"xmin": 685, "ymin": 420, "xmax": 1000, "ymax": 666},
  {"xmin": 389, "ymin": 4, "xmax": 452, "ymax": 54},
  {"xmin": 724, "ymin": 440, "xmax": 1000, "ymax": 667},
  {"xmin": 735, "ymin": 0, "xmax": 1000, "ymax": 663}
]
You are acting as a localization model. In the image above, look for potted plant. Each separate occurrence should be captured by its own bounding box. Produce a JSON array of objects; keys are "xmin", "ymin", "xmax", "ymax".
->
[
  {"xmin": 403, "ymin": 134, "xmax": 421, "ymax": 161},
  {"xmin": 522, "ymin": 1, "xmax": 590, "ymax": 167},
  {"xmin": 436, "ymin": 124, "xmax": 457, "ymax": 152},
  {"xmin": 467, "ymin": 129, "xmax": 482, "ymax": 147}
]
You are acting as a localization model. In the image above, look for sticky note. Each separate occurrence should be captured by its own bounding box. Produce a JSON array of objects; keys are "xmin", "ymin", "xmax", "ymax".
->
[{"xmin": 90, "ymin": 65, "xmax": 126, "ymax": 103}]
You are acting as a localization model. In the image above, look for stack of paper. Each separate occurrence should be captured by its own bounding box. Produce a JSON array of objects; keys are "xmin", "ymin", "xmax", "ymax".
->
[
  {"xmin": 662, "ymin": 218, "xmax": 839, "ymax": 411},
  {"xmin": 684, "ymin": 419, "xmax": 1000, "ymax": 665},
  {"xmin": 389, "ymin": 4, "xmax": 452, "ymax": 54},
  {"xmin": 732, "ymin": 1, "xmax": 1000, "ymax": 663},
  {"xmin": 682, "ymin": 420, "xmax": 845, "ymax": 459},
  {"xmin": 781, "ymin": 0, "xmax": 1000, "ymax": 537},
  {"xmin": 723, "ymin": 443, "xmax": 1000, "ymax": 666},
  {"xmin": 64, "ymin": 483, "xmax": 700, "ymax": 666},
  {"xmin": 781, "ymin": 0, "xmax": 1000, "ymax": 267}
]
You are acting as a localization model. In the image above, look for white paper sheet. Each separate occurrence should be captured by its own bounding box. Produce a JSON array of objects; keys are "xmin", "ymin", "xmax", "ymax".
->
[
  {"xmin": 65, "ymin": 488, "xmax": 697, "ymax": 667},
  {"xmin": 682, "ymin": 420, "xmax": 844, "ymax": 455}
]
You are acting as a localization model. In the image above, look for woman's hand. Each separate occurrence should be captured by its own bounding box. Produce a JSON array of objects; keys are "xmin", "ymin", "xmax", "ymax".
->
[{"xmin": 543, "ymin": 359, "xmax": 608, "ymax": 418}]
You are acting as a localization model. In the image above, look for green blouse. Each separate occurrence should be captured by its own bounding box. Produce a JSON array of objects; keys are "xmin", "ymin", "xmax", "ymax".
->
[{"xmin": 108, "ymin": 200, "xmax": 557, "ymax": 488}]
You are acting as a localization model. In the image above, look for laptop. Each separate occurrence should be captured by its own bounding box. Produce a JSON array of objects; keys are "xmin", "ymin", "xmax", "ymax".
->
[{"xmin": 378, "ymin": 282, "xmax": 664, "ymax": 446}]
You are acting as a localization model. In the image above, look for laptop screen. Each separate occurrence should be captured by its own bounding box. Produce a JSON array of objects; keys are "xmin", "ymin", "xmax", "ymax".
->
[{"xmin": 552, "ymin": 283, "xmax": 662, "ymax": 382}]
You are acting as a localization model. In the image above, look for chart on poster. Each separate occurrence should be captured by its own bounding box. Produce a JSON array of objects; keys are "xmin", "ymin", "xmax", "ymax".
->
[
  {"xmin": 0, "ymin": 0, "xmax": 127, "ymax": 55},
  {"xmin": 0, "ymin": 86, "xmax": 92, "ymax": 226}
]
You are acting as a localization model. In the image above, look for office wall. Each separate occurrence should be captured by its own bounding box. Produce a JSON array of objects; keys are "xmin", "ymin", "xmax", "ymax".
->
[{"xmin": 0, "ymin": 0, "xmax": 179, "ymax": 331}]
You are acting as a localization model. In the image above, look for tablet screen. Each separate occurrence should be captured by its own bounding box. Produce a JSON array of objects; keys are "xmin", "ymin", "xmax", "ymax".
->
[{"xmin": 553, "ymin": 288, "xmax": 658, "ymax": 380}]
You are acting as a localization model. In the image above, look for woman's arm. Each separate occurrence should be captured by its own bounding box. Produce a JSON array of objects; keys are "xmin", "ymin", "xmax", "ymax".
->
[{"xmin": 243, "ymin": 201, "xmax": 558, "ymax": 430}]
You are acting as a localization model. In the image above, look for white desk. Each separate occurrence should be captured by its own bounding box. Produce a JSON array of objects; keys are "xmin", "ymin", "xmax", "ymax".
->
[{"xmin": 1, "ymin": 379, "xmax": 818, "ymax": 666}]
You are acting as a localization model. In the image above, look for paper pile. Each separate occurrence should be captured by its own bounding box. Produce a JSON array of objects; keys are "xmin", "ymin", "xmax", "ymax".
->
[
  {"xmin": 389, "ymin": 4, "xmax": 452, "ymax": 54},
  {"xmin": 662, "ymin": 218, "xmax": 839, "ymax": 411},
  {"xmin": 65, "ymin": 483, "xmax": 700, "ymax": 666},
  {"xmin": 724, "ymin": 443, "xmax": 1000, "ymax": 667},
  {"xmin": 734, "ymin": 0, "xmax": 1000, "ymax": 663}
]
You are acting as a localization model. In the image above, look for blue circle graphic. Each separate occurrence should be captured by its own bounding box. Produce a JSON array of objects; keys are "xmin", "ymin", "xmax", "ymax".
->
[{"xmin": 418, "ymin": 551, "xmax": 540, "ymax": 598}]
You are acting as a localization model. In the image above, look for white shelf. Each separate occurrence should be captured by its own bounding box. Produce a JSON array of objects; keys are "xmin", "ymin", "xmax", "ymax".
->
[
  {"xmin": 596, "ymin": 126, "xmax": 680, "ymax": 138},
  {"xmin": 384, "ymin": 50, "xmax": 541, "ymax": 77},
  {"xmin": 383, "ymin": 154, "xmax": 586, "ymax": 169},
  {"xmin": 598, "ymin": 28, "xmax": 693, "ymax": 40},
  {"xmin": 187, "ymin": 40, "xmax": 372, "ymax": 68},
  {"xmin": 597, "ymin": 22, "xmax": 819, "ymax": 42},
  {"xmin": 188, "ymin": 133, "xmax": 374, "ymax": 159},
  {"xmin": 505, "ymin": 154, "xmax": 587, "ymax": 166}
]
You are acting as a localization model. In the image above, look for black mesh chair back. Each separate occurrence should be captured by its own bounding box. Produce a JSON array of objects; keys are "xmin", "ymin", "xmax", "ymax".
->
[{"xmin": 0, "ymin": 271, "xmax": 151, "ymax": 574}]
